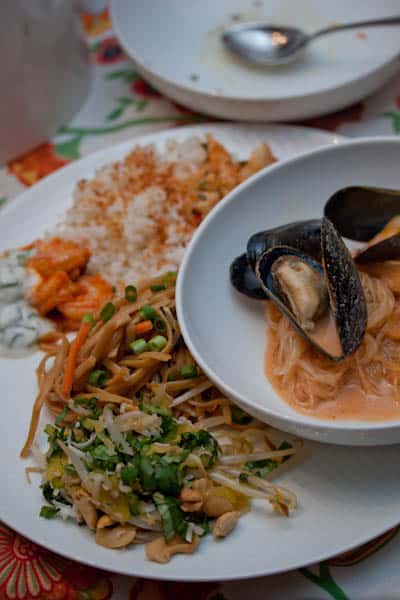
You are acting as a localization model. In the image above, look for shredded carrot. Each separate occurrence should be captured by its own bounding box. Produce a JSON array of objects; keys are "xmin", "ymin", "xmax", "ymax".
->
[
  {"xmin": 62, "ymin": 320, "xmax": 91, "ymax": 397},
  {"xmin": 134, "ymin": 320, "xmax": 153, "ymax": 335}
]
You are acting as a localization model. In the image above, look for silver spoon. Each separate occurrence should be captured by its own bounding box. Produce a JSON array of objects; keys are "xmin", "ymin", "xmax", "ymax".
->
[{"xmin": 222, "ymin": 16, "xmax": 400, "ymax": 66}]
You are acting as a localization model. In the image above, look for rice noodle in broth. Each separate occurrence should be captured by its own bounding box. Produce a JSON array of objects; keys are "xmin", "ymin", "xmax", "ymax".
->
[{"xmin": 265, "ymin": 268, "xmax": 400, "ymax": 421}]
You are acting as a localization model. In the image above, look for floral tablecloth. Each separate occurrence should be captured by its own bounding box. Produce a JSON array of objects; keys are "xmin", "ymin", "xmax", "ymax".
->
[{"xmin": 1, "ymin": 8, "xmax": 400, "ymax": 600}]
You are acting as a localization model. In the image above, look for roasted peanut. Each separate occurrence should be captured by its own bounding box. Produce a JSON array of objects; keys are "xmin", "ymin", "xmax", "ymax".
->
[
  {"xmin": 180, "ymin": 487, "xmax": 203, "ymax": 512},
  {"xmin": 96, "ymin": 514, "xmax": 114, "ymax": 529},
  {"xmin": 73, "ymin": 488, "xmax": 98, "ymax": 530},
  {"xmin": 213, "ymin": 511, "xmax": 240, "ymax": 539},
  {"xmin": 202, "ymin": 492, "xmax": 234, "ymax": 517},
  {"xmin": 146, "ymin": 535, "xmax": 199, "ymax": 564},
  {"xmin": 95, "ymin": 525, "xmax": 136, "ymax": 548},
  {"xmin": 192, "ymin": 477, "xmax": 213, "ymax": 496}
]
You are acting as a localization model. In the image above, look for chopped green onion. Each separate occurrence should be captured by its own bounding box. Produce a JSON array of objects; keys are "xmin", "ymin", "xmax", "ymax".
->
[
  {"xmin": 55, "ymin": 406, "xmax": 70, "ymax": 426},
  {"xmin": 130, "ymin": 338, "xmax": 147, "ymax": 354},
  {"xmin": 180, "ymin": 364, "xmax": 198, "ymax": 379},
  {"xmin": 148, "ymin": 335, "xmax": 167, "ymax": 351},
  {"xmin": 88, "ymin": 369, "xmax": 108, "ymax": 388},
  {"xmin": 154, "ymin": 317, "xmax": 166, "ymax": 333},
  {"xmin": 150, "ymin": 283, "xmax": 166, "ymax": 292},
  {"xmin": 82, "ymin": 313, "xmax": 94, "ymax": 327},
  {"xmin": 125, "ymin": 285, "xmax": 137, "ymax": 302},
  {"xmin": 100, "ymin": 302, "xmax": 115, "ymax": 322},
  {"xmin": 140, "ymin": 305, "xmax": 156, "ymax": 320},
  {"xmin": 40, "ymin": 506, "xmax": 59, "ymax": 519}
]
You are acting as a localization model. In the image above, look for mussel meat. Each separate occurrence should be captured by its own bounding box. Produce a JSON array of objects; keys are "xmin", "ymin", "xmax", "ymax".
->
[
  {"xmin": 269, "ymin": 252, "xmax": 329, "ymax": 331},
  {"xmin": 255, "ymin": 219, "xmax": 367, "ymax": 360},
  {"xmin": 230, "ymin": 219, "xmax": 323, "ymax": 298}
]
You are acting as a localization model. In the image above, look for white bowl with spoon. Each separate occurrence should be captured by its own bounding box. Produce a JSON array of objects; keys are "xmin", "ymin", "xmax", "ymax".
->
[{"xmin": 111, "ymin": 0, "xmax": 400, "ymax": 121}]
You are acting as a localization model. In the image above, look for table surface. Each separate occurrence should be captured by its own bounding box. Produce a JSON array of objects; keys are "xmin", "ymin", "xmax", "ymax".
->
[{"xmin": 1, "ymin": 8, "xmax": 400, "ymax": 600}]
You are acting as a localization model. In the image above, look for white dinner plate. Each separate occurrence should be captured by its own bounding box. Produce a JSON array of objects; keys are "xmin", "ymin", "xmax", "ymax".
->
[
  {"xmin": 111, "ymin": 0, "xmax": 400, "ymax": 121},
  {"xmin": 3, "ymin": 124, "xmax": 400, "ymax": 582}
]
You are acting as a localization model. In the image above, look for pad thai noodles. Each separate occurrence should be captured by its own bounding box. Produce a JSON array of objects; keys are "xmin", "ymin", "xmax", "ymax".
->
[{"xmin": 22, "ymin": 275, "xmax": 298, "ymax": 562}]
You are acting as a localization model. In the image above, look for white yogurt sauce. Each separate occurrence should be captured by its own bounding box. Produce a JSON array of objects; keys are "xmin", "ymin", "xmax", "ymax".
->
[{"xmin": 0, "ymin": 249, "xmax": 54, "ymax": 357}]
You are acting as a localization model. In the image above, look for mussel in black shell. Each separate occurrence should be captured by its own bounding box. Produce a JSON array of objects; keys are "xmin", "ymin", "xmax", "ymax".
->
[
  {"xmin": 230, "ymin": 217, "xmax": 368, "ymax": 361},
  {"xmin": 255, "ymin": 219, "xmax": 367, "ymax": 361},
  {"xmin": 324, "ymin": 186, "xmax": 400, "ymax": 242},
  {"xmin": 324, "ymin": 186, "xmax": 400, "ymax": 265},
  {"xmin": 230, "ymin": 253, "xmax": 267, "ymax": 300},
  {"xmin": 246, "ymin": 219, "xmax": 322, "ymax": 269}
]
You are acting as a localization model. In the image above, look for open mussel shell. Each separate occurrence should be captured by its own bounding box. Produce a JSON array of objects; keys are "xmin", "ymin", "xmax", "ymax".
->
[
  {"xmin": 246, "ymin": 219, "xmax": 322, "ymax": 270},
  {"xmin": 230, "ymin": 253, "xmax": 267, "ymax": 299},
  {"xmin": 355, "ymin": 235, "xmax": 400, "ymax": 264},
  {"xmin": 324, "ymin": 186, "xmax": 400, "ymax": 242},
  {"xmin": 321, "ymin": 218, "xmax": 367, "ymax": 356},
  {"xmin": 255, "ymin": 218, "xmax": 367, "ymax": 361}
]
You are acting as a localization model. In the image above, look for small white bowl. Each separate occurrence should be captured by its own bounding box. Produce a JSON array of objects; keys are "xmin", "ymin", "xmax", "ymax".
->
[
  {"xmin": 111, "ymin": 0, "xmax": 400, "ymax": 121},
  {"xmin": 177, "ymin": 137, "xmax": 400, "ymax": 446}
]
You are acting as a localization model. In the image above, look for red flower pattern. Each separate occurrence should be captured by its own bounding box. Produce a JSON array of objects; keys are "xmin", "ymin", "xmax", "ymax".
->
[
  {"xmin": 0, "ymin": 524, "xmax": 112, "ymax": 600},
  {"xmin": 95, "ymin": 37, "xmax": 126, "ymax": 65},
  {"xmin": 301, "ymin": 101, "xmax": 364, "ymax": 132},
  {"xmin": 130, "ymin": 79, "xmax": 162, "ymax": 99},
  {"xmin": 130, "ymin": 578, "xmax": 222, "ymax": 600}
]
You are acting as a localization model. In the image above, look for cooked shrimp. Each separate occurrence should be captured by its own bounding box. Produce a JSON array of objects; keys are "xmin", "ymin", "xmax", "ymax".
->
[
  {"xmin": 29, "ymin": 271, "xmax": 80, "ymax": 316},
  {"xmin": 58, "ymin": 274, "xmax": 112, "ymax": 329},
  {"xmin": 27, "ymin": 238, "xmax": 90, "ymax": 278}
]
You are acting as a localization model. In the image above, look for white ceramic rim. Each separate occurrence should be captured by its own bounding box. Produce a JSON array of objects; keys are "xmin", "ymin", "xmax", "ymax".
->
[
  {"xmin": 110, "ymin": 0, "xmax": 400, "ymax": 104},
  {"xmin": 176, "ymin": 136, "xmax": 400, "ymax": 443}
]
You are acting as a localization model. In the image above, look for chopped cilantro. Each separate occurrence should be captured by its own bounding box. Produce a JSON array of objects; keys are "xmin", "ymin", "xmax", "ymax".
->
[
  {"xmin": 128, "ymin": 492, "xmax": 140, "ymax": 516},
  {"xmin": 231, "ymin": 405, "xmax": 252, "ymax": 425},
  {"xmin": 139, "ymin": 454, "xmax": 181, "ymax": 495},
  {"xmin": 120, "ymin": 459, "xmax": 140, "ymax": 485},
  {"xmin": 278, "ymin": 440, "xmax": 293, "ymax": 462},
  {"xmin": 55, "ymin": 406, "xmax": 70, "ymax": 426},
  {"xmin": 180, "ymin": 430, "xmax": 219, "ymax": 468},
  {"xmin": 41, "ymin": 482, "xmax": 55, "ymax": 504},
  {"xmin": 44, "ymin": 425, "xmax": 67, "ymax": 458},
  {"xmin": 159, "ymin": 415, "xmax": 178, "ymax": 442},
  {"xmin": 74, "ymin": 397, "xmax": 101, "ymax": 418},
  {"xmin": 153, "ymin": 492, "xmax": 188, "ymax": 542},
  {"xmin": 244, "ymin": 458, "xmax": 278, "ymax": 477},
  {"xmin": 91, "ymin": 444, "xmax": 120, "ymax": 471}
]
